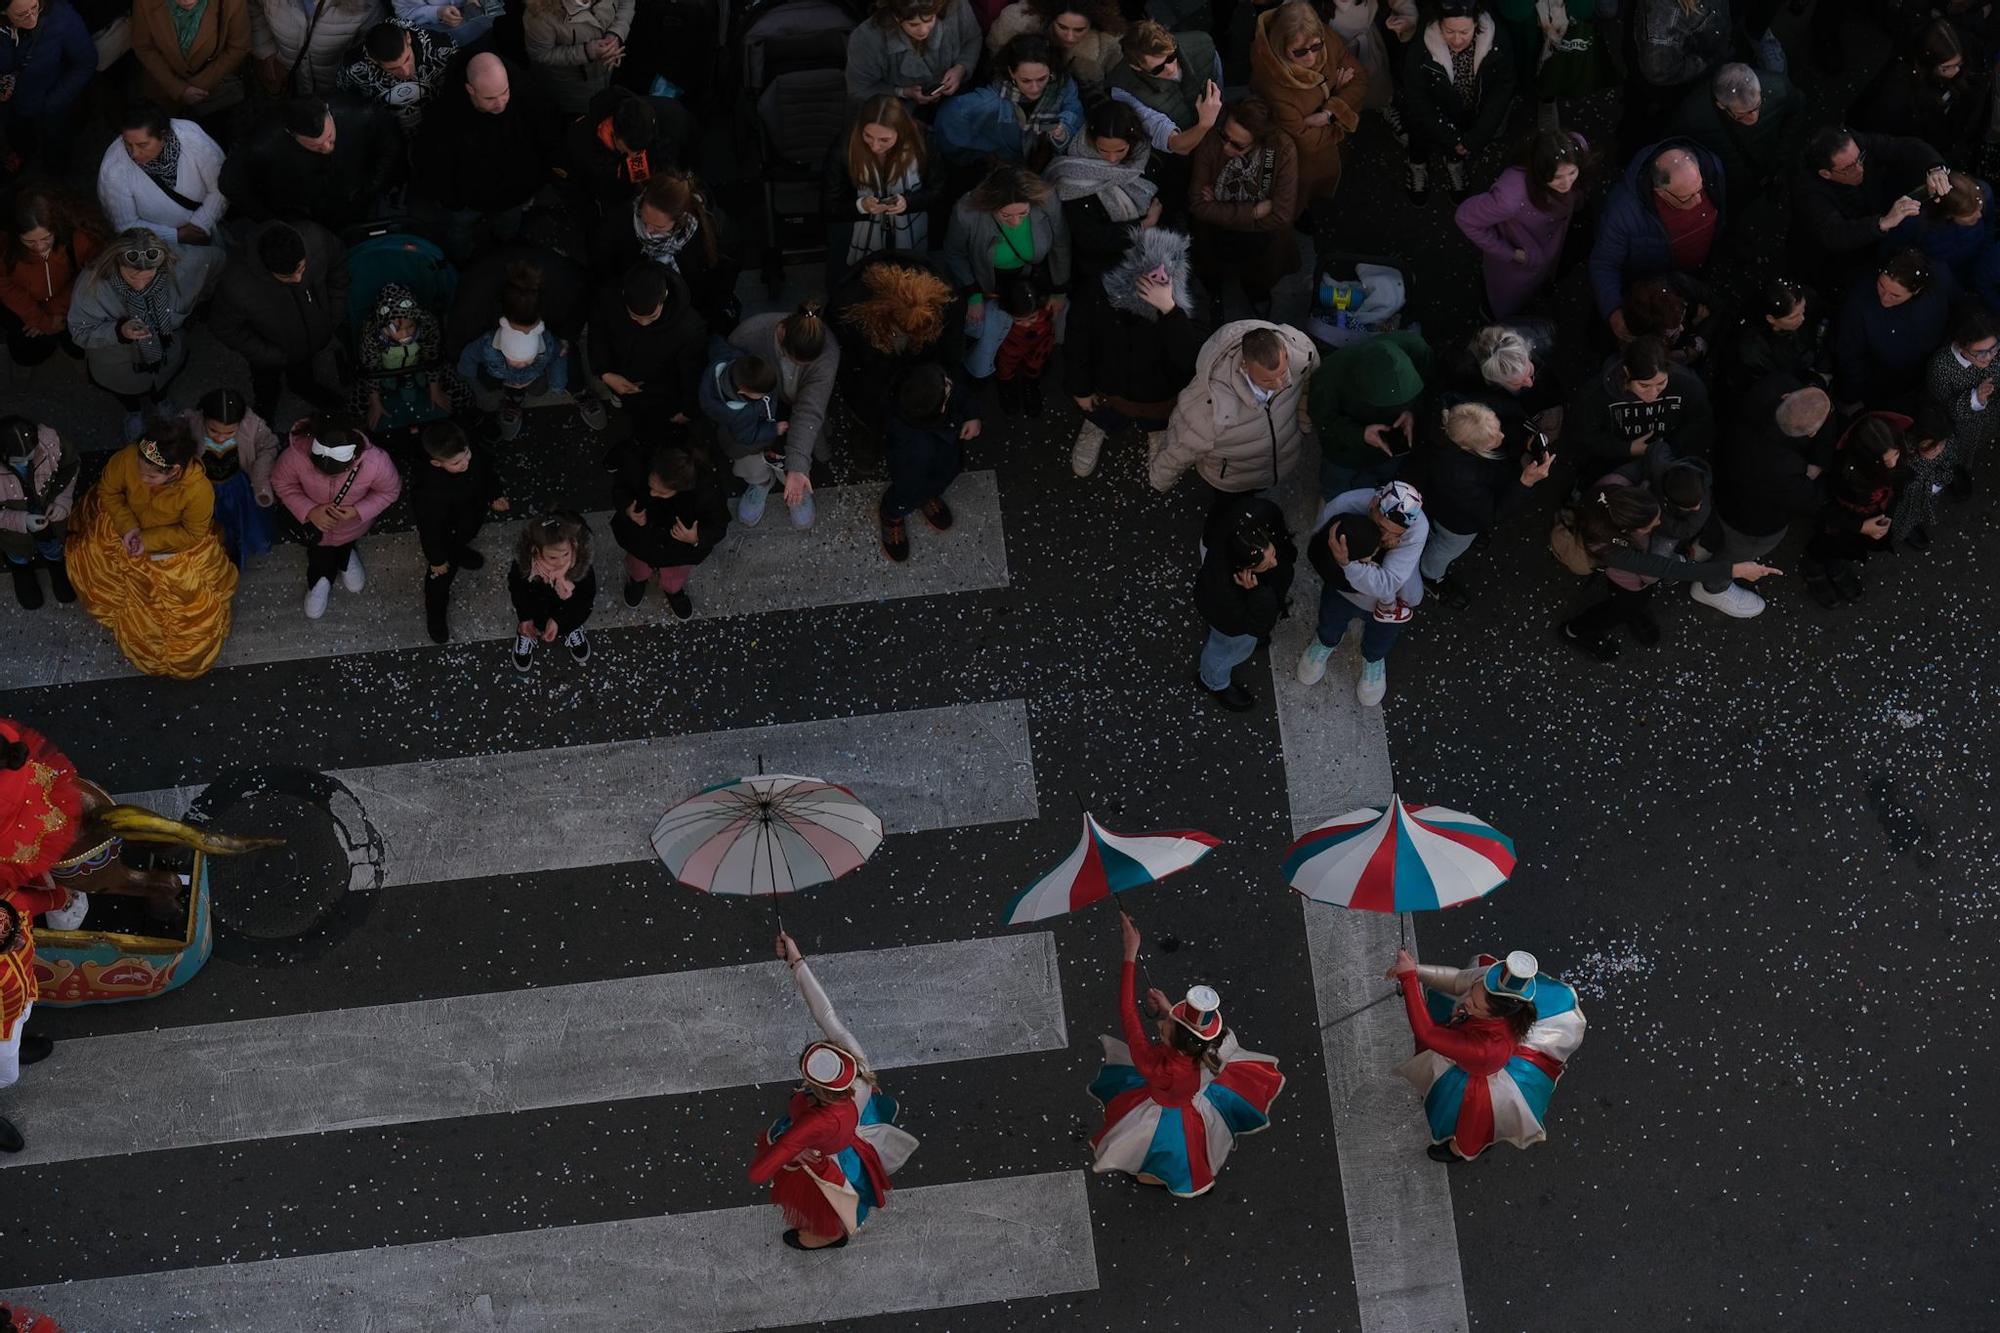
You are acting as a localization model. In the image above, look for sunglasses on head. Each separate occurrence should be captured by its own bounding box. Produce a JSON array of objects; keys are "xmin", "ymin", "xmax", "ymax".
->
[
  {"xmin": 121, "ymin": 246, "xmax": 164, "ymax": 267},
  {"xmin": 1142, "ymin": 47, "xmax": 1179, "ymax": 75}
]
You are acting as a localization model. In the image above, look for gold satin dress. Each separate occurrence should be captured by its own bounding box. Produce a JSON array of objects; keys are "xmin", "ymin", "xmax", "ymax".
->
[{"xmin": 66, "ymin": 446, "xmax": 239, "ymax": 679}]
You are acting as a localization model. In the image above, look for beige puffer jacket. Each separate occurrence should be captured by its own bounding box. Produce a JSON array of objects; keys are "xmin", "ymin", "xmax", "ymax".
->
[
  {"xmin": 524, "ymin": 0, "xmax": 635, "ymax": 115},
  {"xmin": 1150, "ymin": 320, "xmax": 1320, "ymax": 494},
  {"xmin": 250, "ymin": 0, "xmax": 383, "ymax": 95}
]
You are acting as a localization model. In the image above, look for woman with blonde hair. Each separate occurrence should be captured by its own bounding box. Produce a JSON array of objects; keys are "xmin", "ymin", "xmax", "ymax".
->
[
  {"xmin": 65, "ymin": 416, "xmax": 239, "ymax": 678},
  {"xmin": 824, "ymin": 94, "xmax": 934, "ymax": 285},
  {"xmin": 65, "ymin": 228, "xmax": 214, "ymax": 411},
  {"xmin": 1416, "ymin": 398, "xmax": 1554, "ymax": 604},
  {"xmin": 846, "ymin": 0, "xmax": 982, "ymax": 107},
  {"xmin": 1250, "ymin": 1, "xmax": 1368, "ymax": 208}
]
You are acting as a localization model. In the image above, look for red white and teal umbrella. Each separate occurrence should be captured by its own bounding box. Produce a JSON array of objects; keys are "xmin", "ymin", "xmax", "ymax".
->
[
  {"xmin": 651, "ymin": 774, "xmax": 883, "ymax": 898},
  {"xmin": 1283, "ymin": 796, "xmax": 1514, "ymax": 913},
  {"xmin": 1003, "ymin": 814, "xmax": 1220, "ymax": 925}
]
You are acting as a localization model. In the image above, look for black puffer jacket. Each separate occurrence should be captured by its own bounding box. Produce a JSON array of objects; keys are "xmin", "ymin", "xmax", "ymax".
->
[
  {"xmin": 1063, "ymin": 228, "xmax": 1207, "ymax": 410},
  {"xmin": 1195, "ymin": 494, "xmax": 1295, "ymax": 637}
]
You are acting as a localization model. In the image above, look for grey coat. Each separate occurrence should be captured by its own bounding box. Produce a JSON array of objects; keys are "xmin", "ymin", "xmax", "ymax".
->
[
  {"xmin": 844, "ymin": 0, "xmax": 982, "ymax": 102},
  {"xmin": 729, "ymin": 312, "xmax": 841, "ymax": 472},
  {"xmin": 524, "ymin": 0, "xmax": 636, "ymax": 115},
  {"xmin": 942, "ymin": 198, "xmax": 1071, "ymax": 296},
  {"xmin": 67, "ymin": 259, "xmax": 213, "ymax": 396}
]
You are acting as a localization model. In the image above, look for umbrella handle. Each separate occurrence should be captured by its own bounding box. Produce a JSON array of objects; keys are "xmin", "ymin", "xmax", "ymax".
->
[{"xmin": 1319, "ymin": 989, "xmax": 1399, "ymax": 1030}]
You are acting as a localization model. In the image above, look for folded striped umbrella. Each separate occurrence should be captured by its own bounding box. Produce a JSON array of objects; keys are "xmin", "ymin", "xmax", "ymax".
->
[
  {"xmin": 1003, "ymin": 814, "xmax": 1220, "ymax": 925},
  {"xmin": 1283, "ymin": 796, "xmax": 1514, "ymax": 913},
  {"xmin": 651, "ymin": 774, "xmax": 883, "ymax": 897}
]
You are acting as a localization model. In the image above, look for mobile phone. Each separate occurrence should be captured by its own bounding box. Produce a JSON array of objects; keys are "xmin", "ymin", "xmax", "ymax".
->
[
  {"xmin": 1525, "ymin": 428, "xmax": 1552, "ymax": 464},
  {"xmin": 924, "ymin": 81, "xmax": 948, "ymax": 98}
]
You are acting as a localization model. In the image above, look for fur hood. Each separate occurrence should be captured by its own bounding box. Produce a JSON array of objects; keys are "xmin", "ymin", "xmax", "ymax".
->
[
  {"xmin": 1421, "ymin": 13, "xmax": 1496, "ymax": 74},
  {"xmin": 1100, "ymin": 228, "xmax": 1195, "ymax": 321}
]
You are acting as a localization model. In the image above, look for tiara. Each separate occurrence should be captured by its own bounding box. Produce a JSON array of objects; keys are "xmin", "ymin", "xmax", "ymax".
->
[{"xmin": 138, "ymin": 437, "xmax": 168, "ymax": 468}]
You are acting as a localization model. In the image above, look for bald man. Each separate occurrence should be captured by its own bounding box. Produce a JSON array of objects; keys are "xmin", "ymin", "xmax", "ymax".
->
[
  {"xmin": 412, "ymin": 52, "xmax": 560, "ymax": 260},
  {"xmin": 1589, "ymin": 138, "xmax": 1728, "ymax": 340}
]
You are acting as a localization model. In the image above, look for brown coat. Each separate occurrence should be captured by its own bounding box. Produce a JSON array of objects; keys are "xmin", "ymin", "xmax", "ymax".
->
[
  {"xmin": 1248, "ymin": 6, "xmax": 1367, "ymax": 200},
  {"xmin": 131, "ymin": 0, "xmax": 254, "ymax": 108}
]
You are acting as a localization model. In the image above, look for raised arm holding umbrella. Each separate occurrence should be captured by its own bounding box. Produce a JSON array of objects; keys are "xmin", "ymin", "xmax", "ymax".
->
[{"xmin": 1084, "ymin": 911, "xmax": 1285, "ymax": 1199}]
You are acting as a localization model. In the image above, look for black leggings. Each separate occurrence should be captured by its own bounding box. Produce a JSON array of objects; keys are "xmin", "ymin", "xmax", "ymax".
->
[{"xmin": 304, "ymin": 539, "xmax": 356, "ymax": 589}]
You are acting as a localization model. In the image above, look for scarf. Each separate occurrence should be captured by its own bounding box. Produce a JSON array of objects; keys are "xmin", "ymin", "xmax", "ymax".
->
[
  {"xmin": 847, "ymin": 161, "xmax": 923, "ymax": 266},
  {"xmin": 1212, "ymin": 144, "xmax": 1275, "ymax": 204},
  {"xmin": 1043, "ymin": 136, "xmax": 1156, "ymax": 222},
  {"xmin": 118, "ymin": 271, "xmax": 175, "ymax": 363},
  {"xmin": 141, "ymin": 127, "xmax": 184, "ymax": 192},
  {"xmin": 171, "ymin": 0, "xmax": 212, "ymax": 54},
  {"xmin": 1450, "ymin": 44, "xmax": 1477, "ymax": 105},
  {"xmin": 999, "ymin": 73, "xmax": 1072, "ymax": 148},
  {"xmin": 633, "ymin": 203, "xmax": 699, "ymax": 270}
]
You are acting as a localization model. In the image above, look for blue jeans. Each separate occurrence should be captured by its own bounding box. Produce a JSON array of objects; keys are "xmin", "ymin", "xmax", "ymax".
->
[
  {"xmin": 1198, "ymin": 628, "xmax": 1259, "ymax": 690},
  {"xmin": 1417, "ymin": 523, "xmax": 1478, "ymax": 581},
  {"xmin": 964, "ymin": 305, "xmax": 1016, "ymax": 379},
  {"xmin": 1316, "ymin": 589, "xmax": 1403, "ymax": 663},
  {"xmin": 1319, "ymin": 451, "xmax": 1403, "ymax": 501}
]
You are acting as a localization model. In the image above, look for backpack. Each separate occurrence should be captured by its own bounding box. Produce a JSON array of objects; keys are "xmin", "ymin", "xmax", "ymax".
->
[{"xmin": 1548, "ymin": 506, "xmax": 1597, "ymax": 575}]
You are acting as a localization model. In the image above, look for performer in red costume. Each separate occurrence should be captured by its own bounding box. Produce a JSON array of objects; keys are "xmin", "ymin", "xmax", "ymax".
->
[
  {"xmin": 1088, "ymin": 912, "xmax": 1286, "ymax": 1198},
  {"xmin": 1, "ymin": 723, "xmax": 87, "ymax": 1155},
  {"xmin": 747, "ymin": 931, "xmax": 918, "ymax": 1250}
]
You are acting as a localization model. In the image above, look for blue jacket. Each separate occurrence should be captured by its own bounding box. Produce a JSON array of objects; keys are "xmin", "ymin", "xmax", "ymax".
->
[
  {"xmin": 1589, "ymin": 138, "xmax": 1728, "ymax": 322},
  {"xmin": 696, "ymin": 357, "xmax": 784, "ymax": 457},
  {"xmin": 0, "ymin": 0, "xmax": 95, "ymax": 118},
  {"xmin": 456, "ymin": 324, "xmax": 568, "ymax": 392},
  {"xmin": 933, "ymin": 81, "xmax": 1084, "ymax": 165}
]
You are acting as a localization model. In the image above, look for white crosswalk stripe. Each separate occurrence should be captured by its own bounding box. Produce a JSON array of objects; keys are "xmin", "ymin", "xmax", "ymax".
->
[
  {"xmin": 0, "ymin": 470, "xmax": 1010, "ymax": 689},
  {"xmin": 121, "ymin": 700, "xmax": 1039, "ymax": 889},
  {"xmin": 0, "ymin": 1172, "xmax": 1099, "ymax": 1333},
  {"xmin": 0, "ymin": 934, "xmax": 1068, "ymax": 1170}
]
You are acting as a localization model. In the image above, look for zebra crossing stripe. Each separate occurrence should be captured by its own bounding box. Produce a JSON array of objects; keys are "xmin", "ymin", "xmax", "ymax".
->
[
  {"xmin": 0, "ymin": 1171, "xmax": 1099, "ymax": 1332},
  {"xmin": 0, "ymin": 933, "xmax": 1068, "ymax": 1170},
  {"xmin": 0, "ymin": 470, "xmax": 1010, "ymax": 690},
  {"xmin": 1268, "ymin": 478, "xmax": 1472, "ymax": 1333},
  {"xmin": 119, "ymin": 699, "xmax": 1039, "ymax": 890}
]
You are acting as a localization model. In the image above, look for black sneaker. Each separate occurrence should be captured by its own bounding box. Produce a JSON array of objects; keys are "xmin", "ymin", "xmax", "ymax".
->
[
  {"xmin": 1905, "ymin": 524, "xmax": 1931, "ymax": 552},
  {"xmin": 1423, "ymin": 574, "xmax": 1469, "ymax": 610},
  {"xmin": 454, "ymin": 546, "xmax": 486, "ymax": 571},
  {"xmin": 996, "ymin": 377, "xmax": 1023, "ymax": 417},
  {"xmin": 623, "ymin": 577, "xmax": 647, "ymax": 608},
  {"xmin": 665, "ymin": 589, "xmax": 693, "ymax": 619},
  {"xmin": 1947, "ymin": 465, "xmax": 1974, "ymax": 500},
  {"xmin": 512, "ymin": 634, "xmax": 535, "ymax": 671},
  {"xmin": 7, "ymin": 558, "xmax": 41, "ymax": 610},
  {"xmin": 1801, "ymin": 559, "xmax": 1841, "ymax": 608},
  {"xmin": 1627, "ymin": 612, "xmax": 1662, "ymax": 648},
  {"xmin": 919, "ymin": 497, "xmax": 954, "ymax": 532},
  {"xmin": 1560, "ymin": 624, "xmax": 1619, "ymax": 661},
  {"xmin": 565, "ymin": 628, "xmax": 591, "ymax": 663},
  {"xmin": 426, "ymin": 605, "xmax": 450, "ymax": 645},
  {"xmin": 0, "ymin": 1115, "xmax": 21, "ymax": 1154},
  {"xmin": 881, "ymin": 513, "xmax": 911, "ymax": 562},
  {"xmin": 1426, "ymin": 1142, "xmax": 1466, "ymax": 1164},
  {"xmin": 1202, "ymin": 679, "xmax": 1256, "ymax": 712},
  {"xmin": 19, "ymin": 1033, "xmax": 52, "ymax": 1066},
  {"xmin": 41, "ymin": 555, "xmax": 73, "ymax": 603},
  {"xmin": 1020, "ymin": 377, "xmax": 1043, "ymax": 417},
  {"xmin": 1828, "ymin": 560, "xmax": 1865, "ymax": 602}
]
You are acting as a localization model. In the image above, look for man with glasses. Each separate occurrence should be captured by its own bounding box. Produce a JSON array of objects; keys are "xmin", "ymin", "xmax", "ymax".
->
[
  {"xmin": 1589, "ymin": 140, "xmax": 1726, "ymax": 342},
  {"xmin": 1792, "ymin": 125, "xmax": 1948, "ymax": 288},
  {"xmin": 1671, "ymin": 63, "xmax": 1805, "ymax": 218},
  {"xmin": 1108, "ymin": 19, "xmax": 1224, "ymax": 159}
]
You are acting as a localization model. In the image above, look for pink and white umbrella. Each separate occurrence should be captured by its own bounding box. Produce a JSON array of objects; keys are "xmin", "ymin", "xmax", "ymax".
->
[
  {"xmin": 1283, "ymin": 796, "xmax": 1514, "ymax": 913},
  {"xmin": 651, "ymin": 774, "xmax": 883, "ymax": 897},
  {"xmin": 1003, "ymin": 814, "xmax": 1220, "ymax": 925}
]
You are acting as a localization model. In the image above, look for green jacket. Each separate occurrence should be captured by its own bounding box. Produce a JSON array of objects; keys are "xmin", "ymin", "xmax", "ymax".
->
[{"xmin": 1309, "ymin": 330, "xmax": 1433, "ymax": 468}]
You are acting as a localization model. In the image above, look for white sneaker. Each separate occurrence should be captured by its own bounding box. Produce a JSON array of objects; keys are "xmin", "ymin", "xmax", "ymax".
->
[
  {"xmin": 303, "ymin": 577, "xmax": 331, "ymax": 619},
  {"xmin": 1297, "ymin": 639, "xmax": 1332, "ymax": 685},
  {"xmin": 1690, "ymin": 580, "xmax": 1765, "ymax": 618},
  {"xmin": 1357, "ymin": 657, "xmax": 1387, "ymax": 707},
  {"xmin": 1072, "ymin": 421, "xmax": 1107, "ymax": 477},
  {"xmin": 341, "ymin": 549, "xmax": 366, "ymax": 593}
]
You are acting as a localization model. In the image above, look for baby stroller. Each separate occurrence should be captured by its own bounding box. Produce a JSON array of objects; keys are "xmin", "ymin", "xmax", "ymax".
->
[
  {"xmin": 342, "ymin": 233, "xmax": 464, "ymax": 452},
  {"xmin": 737, "ymin": 0, "xmax": 863, "ymax": 295},
  {"xmin": 1304, "ymin": 251, "xmax": 1414, "ymax": 351}
]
